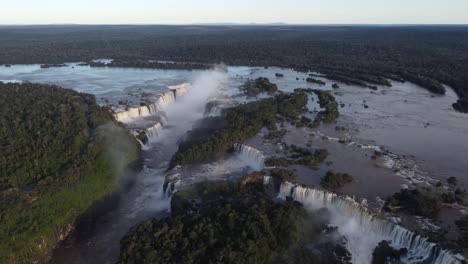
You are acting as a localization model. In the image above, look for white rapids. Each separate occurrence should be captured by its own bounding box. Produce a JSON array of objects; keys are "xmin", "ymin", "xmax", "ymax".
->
[
  {"xmin": 276, "ymin": 181, "xmax": 464, "ymax": 264},
  {"xmin": 114, "ymin": 83, "xmax": 190, "ymax": 122},
  {"xmin": 233, "ymin": 143, "xmax": 266, "ymax": 171}
]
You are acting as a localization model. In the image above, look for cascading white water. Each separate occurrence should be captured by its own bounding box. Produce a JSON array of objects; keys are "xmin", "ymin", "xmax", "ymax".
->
[
  {"xmin": 169, "ymin": 83, "xmax": 189, "ymax": 98},
  {"xmin": 233, "ymin": 143, "xmax": 266, "ymax": 171},
  {"xmin": 203, "ymin": 98, "xmax": 235, "ymax": 117},
  {"xmin": 277, "ymin": 181, "xmax": 464, "ymax": 264},
  {"xmin": 205, "ymin": 106, "xmax": 223, "ymax": 117},
  {"xmin": 263, "ymin": 175, "xmax": 273, "ymax": 185},
  {"xmin": 114, "ymin": 106, "xmax": 148, "ymax": 122},
  {"xmin": 114, "ymin": 83, "xmax": 190, "ymax": 123},
  {"xmin": 144, "ymin": 122, "xmax": 163, "ymax": 143}
]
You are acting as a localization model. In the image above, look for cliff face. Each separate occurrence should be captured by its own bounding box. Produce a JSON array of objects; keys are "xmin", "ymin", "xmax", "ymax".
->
[{"xmin": 0, "ymin": 82, "xmax": 141, "ymax": 263}]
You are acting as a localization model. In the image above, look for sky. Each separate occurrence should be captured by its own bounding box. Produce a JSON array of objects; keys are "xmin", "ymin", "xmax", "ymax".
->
[{"xmin": 1, "ymin": 0, "xmax": 468, "ymax": 25}]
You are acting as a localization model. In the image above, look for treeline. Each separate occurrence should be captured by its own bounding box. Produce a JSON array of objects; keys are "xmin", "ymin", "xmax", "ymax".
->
[
  {"xmin": 312, "ymin": 89, "xmax": 340, "ymax": 124},
  {"xmin": 0, "ymin": 83, "xmax": 140, "ymax": 262},
  {"xmin": 120, "ymin": 178, "xmax": 352, "ymax": 264},
  {"xmin": 385, "ymin": 186, "xmax": 466, "ymax": 218},
  {"xmin": 89, "ymin": 59, "xmax": 213, "ymax": 70},
  {"xmin": 264, "ymin": 143, "xmax": 329, "ymax": 170},
  {"xmin": 241, "ymin": 77, "xmax": 278, "ymax": 97},
  {"xmin": 171, "ymin": 90, "xmax": 308, "ymax": 167},
  {"xmin": 120, "ymin": 183, "xmax": 307, "ymax": 264},
  {"xmin": 0, "ymin": 25, "xmax": 467, "ymax": 112}
]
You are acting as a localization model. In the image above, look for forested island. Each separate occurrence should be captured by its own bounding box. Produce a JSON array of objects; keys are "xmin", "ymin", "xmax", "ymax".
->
[
  {"xmin": 171, "ymin": 90, "xmax": 308, "ymax": 167},
  {"xmin": 0, "ymin": 83, "xmax": 140, "ymax": 262},
  {"xmin": 0, "ymin": 25, "xmax": 467, "ymax": 264},
  {"xmin": 120, "ymin": 178, "xmax": 352, "ymax": 264},
  {"xmin": 0, "ymin": 25, "xmax": 467, "ymax": 112}
]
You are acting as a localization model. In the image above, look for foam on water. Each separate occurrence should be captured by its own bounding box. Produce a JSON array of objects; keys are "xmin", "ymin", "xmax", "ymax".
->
[
  {"xmin": 307, "ymin": 131, "xmax": 435, "ymax": 187},
  {"xmin": 233, "ymin": 143, "xmax": 266, "ymax": 171},
  {"xmin": 114, "ymin": 83, "xmax": 190, "ymax": 122},
  {"xmin": 276, "ymin": 181, "xmax": 464, "ymax": 264}
]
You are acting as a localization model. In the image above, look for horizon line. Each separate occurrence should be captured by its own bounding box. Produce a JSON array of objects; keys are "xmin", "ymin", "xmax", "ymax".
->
[{"xmin": 1, "ymin": 23, "xmax": 468, "ymax": 27}]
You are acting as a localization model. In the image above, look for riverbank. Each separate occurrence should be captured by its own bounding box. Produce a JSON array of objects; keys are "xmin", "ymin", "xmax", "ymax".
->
[{"xmin": 0, "ymin": 83, "xmax": 141, "ymax": 263}]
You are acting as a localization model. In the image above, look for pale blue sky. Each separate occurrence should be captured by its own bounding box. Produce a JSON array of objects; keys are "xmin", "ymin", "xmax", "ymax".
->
[{"xmin": 2, "ymin": 0, "xmax": 467, "ymax": 25}]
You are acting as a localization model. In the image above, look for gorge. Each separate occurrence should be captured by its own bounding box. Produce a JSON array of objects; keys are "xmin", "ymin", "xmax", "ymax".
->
[{"xmin": 1, "ymin": 62, "xmax": 467, "ymax": 264}]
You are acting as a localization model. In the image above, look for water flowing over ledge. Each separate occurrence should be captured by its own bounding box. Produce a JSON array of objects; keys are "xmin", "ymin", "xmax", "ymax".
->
[
  {"xmin": 233, "ymin": 143, "xmax": 266, "ymax": 171},
  {"xmin": 275, "ymin": 181, "xmax": 464, "ymax": 264},
  {"xmin": 144, "ymin": 122, "xmax": 163, "ymax": 143},
  {"xmin": 204, "ymin": 98, "xmax": 236, "ymax": 117},
  {"xmin": 115, "ymin": 83, "xmax": 190, "ymax": 148},
  {"xmin": 114, "ymin": 83, "xmax": 190, "ymax": 122},
  {"xmin": 163, "ymin": 140, "xmax": 464, "ymax": 263}
]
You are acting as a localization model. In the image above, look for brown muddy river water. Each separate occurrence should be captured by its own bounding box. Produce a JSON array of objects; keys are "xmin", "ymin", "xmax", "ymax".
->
[{"xmin": 1, "ymin": 64, "xmax": 467, "ymax": 263}]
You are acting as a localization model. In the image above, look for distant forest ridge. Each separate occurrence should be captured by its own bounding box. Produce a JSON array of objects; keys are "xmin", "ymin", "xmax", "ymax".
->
[{"xmin": 0, "ymin": 25, "xmax": 467, "ymax": 112}]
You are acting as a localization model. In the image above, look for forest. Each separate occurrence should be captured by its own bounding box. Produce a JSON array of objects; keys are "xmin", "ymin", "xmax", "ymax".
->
[
  {"xmin": 120, "ymin": 178, "xmax": 356, "ymax": 264},
  {"xmin": 0, "ymin": 83, "xmax": 140, "ymax": 262},
  {"xmin": 120, "ymin": 182, "xmax": 307, "ymax": 264},
  {"xmin": 0, "ymin": 25, "xmax": 467, "ymax": 112},
  {"xmin": 89, "ymin": 59, "xmax": 212, "ymax": 70},
  {"xmin": 170, "ymin": 90, "xmax": 308, "ymax": 167}
]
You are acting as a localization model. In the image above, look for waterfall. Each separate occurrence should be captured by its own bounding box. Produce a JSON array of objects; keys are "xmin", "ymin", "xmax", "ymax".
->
[
  {"xmin": 153, "ymin": 90, "xmax": 176, "ymax": 110},
  {"xmin": 277, "ymin": 181, "xmax": 464, "ymax": 264},
  {"xmin": 144, "ymin": 122, "xmax": 162, "ymax": 143},
  {"xmin": 233, "ymin": 143, "xmax": 265, "ymax": 171},
  {"xmin": 169, "ymin": 83, "xmax": 190, "ymax": 98},
  {"xmin": 263, "ymin": 175, "xmax": 273, "ymax": 185},
  {"xmin": 114, "ymin": 83, "xmax": 190, "ymax": 123},
  {"xmin": 114, "ymin": 106, "xmax": 150, "ymax": 122},
  {"xmin": 163, "ymin": 165, "xmax": 182, "ymax": 198},
  {"xmin": 204, "ymin": 106, "xmax": 223, "ymax": 117},
  {"xmin": 204, "ymin": 98, "xmax": 235, "ymax": 117}
]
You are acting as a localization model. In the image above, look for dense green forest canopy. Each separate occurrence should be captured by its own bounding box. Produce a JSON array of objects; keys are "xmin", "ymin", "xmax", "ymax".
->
[
  {"xmin": 120, "ymin": 179, "xmax": 352, "ymax": 264},
  {"xmin": 0, "ymin": 25, "xmax": 467, "ymax": 112},
  {"xmin": 171, "ymin": 90, "xmax": 308, "ymax": 166},
  {"xmin": 241, "ymin": 77, "xmax": 278, "ymax": 97},
  {"xmin": 0, "ymin": 82, "xmax": 140, "ymax": 262},
  {"xmin": 89, "ymin": 59, "xmax": 213, "ymax": 70},
  {"xmin": 120, "ymin": 185, "xmax": 307, "ymax": 264}
]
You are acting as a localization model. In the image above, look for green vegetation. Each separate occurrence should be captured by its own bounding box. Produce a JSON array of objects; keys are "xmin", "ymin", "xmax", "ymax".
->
[
  {"xmin": 171, "ymin": 91, "xmax": 308, "ymax": 167},
  {"xmin": 40, "ymin": 64, "xmax": 66, "ymax": 69},
  {"xmin": 447, "ymin": 176, "xmax": 458, "ymax": 186},
  {"xmin": 270, "ymin": 168, "xmax": 297, "ymax": 183},
  {"xmin": 263, "ymin": 128, "xmax": 287, "ymax": 140},
  {"xmin": 320, "ymin": 171, "xmax": 353, "ymax": 189},
  {"xmin": 277, "ymin": 224, "xmax": 351, "ymax": 264},
  {"xmin": 121, "ymin": 178, "xmax": 351, "ymax": 264},
  {"xmin": 119, "ymin": 182, "xmax": 307, "ymax": 264},
  {"xmin": 89, "ymin": 59, "xmax": 212, "ymax": 70},
  {"xmin": 397, "ymin": 71, "xmax": 445, "ymax": 94},
  {"xmin": 441, "ymin": 188, "xmax": 466, "ymax": 204},
  {"xmin": 0, "ymin": 83, "xmax": 140, "ymax": 262},
  {"xmin": 312, "ymin": 89, "xmax": 340, "ymax": 124},
  {"xmin": 290, "ymin": 145, "xmax": 329, "ymax": 169},
  {"xmin": 265, "ymin": 157, "xmax": 291, "ymax": 167},
  {"xmin": 453, "ymin": 97, "xmax": 468, "ymax": 113},
  {"xmin": 1, "ymin": 26, "xmax": 468, "ymax": 112},
  {"xmin": 371, "ymin": 241, "xmax": 407, "ymax": 264},
  {"xmin": 385, "ymin": 189, "xmax": 442, "ymax": 218},
  {"xmin": 263, "ymin": 144, "xmax": 328, "ymax": 170},
  {"xmin": 455, "ymin": 216, "xmax": 468, "ymax": 248},
  {"xmin": 241, "ymin": 77, "xmax": 278, "ymax": 97},
  {"xmin": 306, "ymin": 77, "xmax": 326, "ymax": 85}
]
